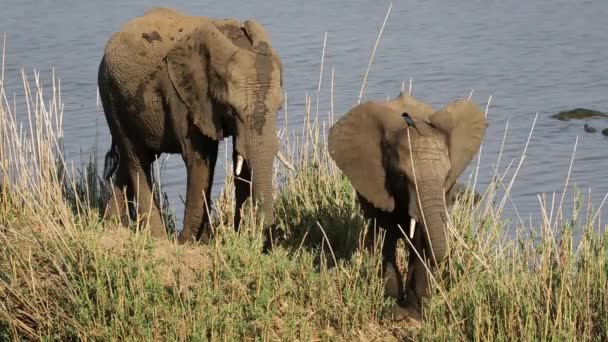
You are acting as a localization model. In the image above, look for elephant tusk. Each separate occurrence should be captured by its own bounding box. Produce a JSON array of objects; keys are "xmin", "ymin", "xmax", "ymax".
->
[
  {"xmin": 276, "ymin": 150, "xmax": 295, "ymax": 172},
  {"xmin": 409, "ymin": 218, "xmax": 416, "ymax": 239},
  {"xmin": 236, "ymin": 154, "xmax": 244, "ymax": 176}
]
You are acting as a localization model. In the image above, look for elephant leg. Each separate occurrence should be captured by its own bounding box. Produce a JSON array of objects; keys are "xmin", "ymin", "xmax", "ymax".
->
[
  {"xmin": 401, "ymin": 222, "xmax": 431, "ymax": 322},
  {"xmin": 177, "ymin": 135, "xmax": 218, "ymax": 244},
  {"xmin": 127, "ymin": 152, "xmax": 166, "ymax": 238},
  {"xmin": 381, "ymin": 228, "xmax": 403, "ymax": 302},
  {"xmin": 233, "ymin": 150, "xmax": 252, "ymax": 232},
  {"xmin": 364, "ymin": 220, "xmax": 406, "ymax": 310},
  {"xmin": 103, "ymin": 162, "xmax": 131, "ymax": 227},
  {"xmin": 99, "ymin": 92, "xmax": 134, "ymax": 227}
]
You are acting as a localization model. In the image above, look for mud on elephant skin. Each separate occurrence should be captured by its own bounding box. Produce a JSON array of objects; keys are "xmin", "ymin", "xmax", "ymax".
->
[
  {"xmin": 328, "ymin": 91, "xmax": 488, "ymax": 323},
  {"xmin": 98, "ymin": 7, "xmax": 287, "ymax": 244}
]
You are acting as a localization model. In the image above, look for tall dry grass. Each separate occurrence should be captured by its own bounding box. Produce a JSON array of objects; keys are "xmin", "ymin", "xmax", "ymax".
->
[{"xmin": 1, "ymin": 25, "xmax": 608, "ymax": 341}]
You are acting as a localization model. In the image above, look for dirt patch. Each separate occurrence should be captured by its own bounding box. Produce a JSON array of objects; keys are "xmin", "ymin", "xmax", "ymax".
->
[
  {"xmin": 97, "ymin": 227, "xmax": 214, "ymax": 290},
  {"xmin": 98, "ymin": 227, "xmax": 131, "ymax": 251},
  {"xmin": 217, "ymin": 22, "xmax": 253, "ymax": 50}
]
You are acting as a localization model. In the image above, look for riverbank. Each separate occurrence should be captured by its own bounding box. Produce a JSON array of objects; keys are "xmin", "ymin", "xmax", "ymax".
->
[{"xmin": 1, "ymin": 67, "xmax": 607, "ymax": 341}]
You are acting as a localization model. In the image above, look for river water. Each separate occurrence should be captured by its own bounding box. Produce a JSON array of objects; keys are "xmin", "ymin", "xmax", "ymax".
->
[{"xmin": 2, "ymin": 0, "xmax": 607, "ymax": 233}]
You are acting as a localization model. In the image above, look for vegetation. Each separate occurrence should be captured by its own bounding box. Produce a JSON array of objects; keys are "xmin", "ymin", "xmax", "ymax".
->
[{"xmin": 1, "ymin": 48, "xmax": 608, "ymax": 341}]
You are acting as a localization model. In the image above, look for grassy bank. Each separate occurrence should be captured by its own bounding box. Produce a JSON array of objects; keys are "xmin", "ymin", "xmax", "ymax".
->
[{"xmin": 2, "ymin": 57, "xmax": 608, "ymax": 341}]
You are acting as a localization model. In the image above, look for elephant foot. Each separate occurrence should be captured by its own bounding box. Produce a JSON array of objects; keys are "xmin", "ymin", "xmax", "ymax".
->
[
  {"xmin": 176, "ymin": 225, "xmax": 213, "ymax": 245},
  {"xmin": 176, "ymin": 232, "xmax": 193, "ymax": 245},
  {"xmin": 391, "ymin": 303, "xmax": 422, "ymax": 327},
  {"xmin": 176, "ymin": 232, "xmax": 212, "ymax": 245},
  {"xmin": 104, "ymin": 213, "xmax": 129, "ymax": 229},
  {"xmin": 262, "ymin": 238, "xmax": 273, "ymax": 254},
  {"xmin": 382, "ymin": 263, "xmax": 422, "ymax": 326},
  {"xmin": 262, "ymin": 233, "xmax": 282, "ymax": 254},
  {"xmin": 383, "ymin": 262, "xmax": 402, "ymax": 299},
  {"xmin": 262, "ymin": 224, "xmax": 285, "ymax": 254},
  {"xmin": 101, "ymin": 202, "xmax": 129, "ymax": 228},
  {"xmin": 392, "ymin": 288, "xmax": 424, "ymax": 325},
  {"xmin": 198, "ymin": 228, "xmax": 213, "ymax": 244}
]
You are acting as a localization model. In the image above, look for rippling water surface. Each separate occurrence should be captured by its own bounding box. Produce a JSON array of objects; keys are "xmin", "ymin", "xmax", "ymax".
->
[{"xmin": 2, "ymin": 0, "xmax": 607, "ymax": 232}]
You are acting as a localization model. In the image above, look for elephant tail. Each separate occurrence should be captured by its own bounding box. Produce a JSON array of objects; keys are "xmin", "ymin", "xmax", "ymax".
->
[{"xmin": 103, "ymin": 140, "xmax": 119, "ymax": 180}]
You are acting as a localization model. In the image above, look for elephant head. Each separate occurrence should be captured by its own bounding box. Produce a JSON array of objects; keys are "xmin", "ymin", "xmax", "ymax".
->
[
  {"xmin": 165, "ymin": 20, "xmax": 283, "ymax": 226},
  {"xmin": 328, "ymin": 92, "xmax": 487, "ymax": 262}
]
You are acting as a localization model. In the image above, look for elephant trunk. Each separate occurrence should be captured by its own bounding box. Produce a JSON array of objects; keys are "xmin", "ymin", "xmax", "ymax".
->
[
  {"xmin": 418, "ymin": 181, "xmax": 448, "ymax": 264},
  {"xmin": 248, "ymin": 126, "xmax": 278, "ymax": 226}
]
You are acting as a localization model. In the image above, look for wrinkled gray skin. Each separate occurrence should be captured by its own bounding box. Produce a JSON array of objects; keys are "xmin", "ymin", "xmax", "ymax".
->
[
  {"xmin": 98, "ymin": 7, "xmax": 284, "ymax": 243},
  {"xmin": 328, "ymin": 92, "xmax": 487, "ymax": 323}
]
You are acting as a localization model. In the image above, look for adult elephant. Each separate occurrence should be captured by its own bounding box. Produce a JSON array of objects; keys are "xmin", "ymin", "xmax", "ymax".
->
[
  {"xmin": 98, "ymin": 7, "xmax": 286, "ymax": 244},
  {"xmin": 328, "ymin": 92, "xmax": 487, "ymax": 322}
]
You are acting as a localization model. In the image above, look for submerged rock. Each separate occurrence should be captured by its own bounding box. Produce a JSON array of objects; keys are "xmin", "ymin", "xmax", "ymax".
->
[
  {"xmin": 552, "ymin": 108, "xmax": 608, "ymax": 121},
  {"xmin": 584, "ymin": 123, "xmax": 597, "ymax": 133},
  {"xmin": 602, "ymin": 128, "xmax": 608, "ymax": 136}
]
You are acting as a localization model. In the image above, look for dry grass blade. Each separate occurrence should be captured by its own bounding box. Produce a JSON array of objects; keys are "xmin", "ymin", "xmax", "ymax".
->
[
  {"xmin": 357, "ymin": 2, "xmax": 392, "ymax": 105},
  {"xmin": 554, "ymin": 136, "xmax": 578, "ymax": 229}
]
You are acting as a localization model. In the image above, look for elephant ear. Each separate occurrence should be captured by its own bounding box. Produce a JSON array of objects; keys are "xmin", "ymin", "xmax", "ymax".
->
[
  {"xmin": 166, "ymin": 22, "xmax": 239, "ymax": 140},
  {"xmin": 242, "ymin": 20, "xmax": 274, "ymax": 54},
  {"xmin": 328, "ymin": 102, "xmax": 405, "ymax": 211},
  {"xmin": 428, "ymin": 99, "xmax": 488, "ymax": 191}
]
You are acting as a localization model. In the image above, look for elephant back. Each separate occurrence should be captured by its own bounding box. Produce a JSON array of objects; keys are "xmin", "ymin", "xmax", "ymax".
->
[{"xmin": 102, "ymin": 7, "xmax": 250, "ymax": 98}]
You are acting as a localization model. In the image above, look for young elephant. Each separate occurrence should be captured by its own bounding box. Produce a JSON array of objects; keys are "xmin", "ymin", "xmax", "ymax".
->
[
  {"xmin": 328, "ymin": 92, "xmax": 487, "ymax": 322},
  {"xmin": 98, "ymin": 7, "xmax": 286, "ymax": 243}
]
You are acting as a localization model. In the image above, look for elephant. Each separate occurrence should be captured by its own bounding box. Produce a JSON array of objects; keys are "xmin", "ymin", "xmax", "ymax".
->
[
  {"xmin": 98, "ymin": 7, "xmax": 286, "ymax": 244},
  {"xmin": 328, "ymin": 91, "xmax": 487, "ymax": 322}
]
